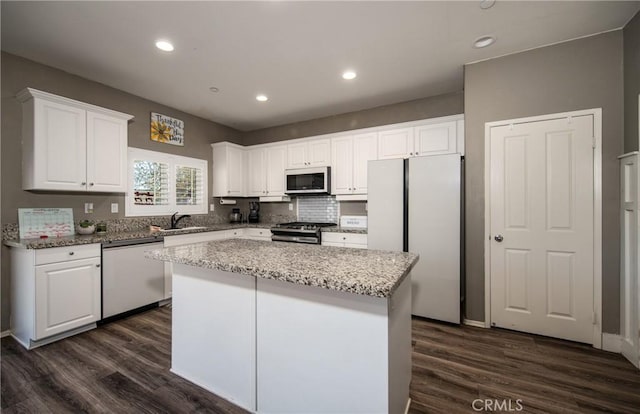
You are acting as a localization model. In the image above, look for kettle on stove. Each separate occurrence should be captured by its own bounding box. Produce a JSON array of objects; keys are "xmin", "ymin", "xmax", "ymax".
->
[{"xmin": 229, "ymin": 208, "xmax": 242, "ymax": 223}]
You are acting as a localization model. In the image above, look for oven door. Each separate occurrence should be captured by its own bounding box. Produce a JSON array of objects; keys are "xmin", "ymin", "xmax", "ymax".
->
[{"xmin": 285, "ymin": 167, "xmax": 330, "ymax": 194}]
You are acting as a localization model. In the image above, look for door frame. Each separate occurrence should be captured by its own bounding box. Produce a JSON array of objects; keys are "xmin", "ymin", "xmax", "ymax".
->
[{"xmin": 483, "ymin": 108, "xmax": 603, "ymax": 348}]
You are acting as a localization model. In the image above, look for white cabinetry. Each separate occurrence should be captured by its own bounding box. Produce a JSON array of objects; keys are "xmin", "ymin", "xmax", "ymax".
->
[
  {"xmin": 287, "ymin": 138, "xmax": 331, "ymax": 168},
  {"xmin": 10, "ymin": 244, "xmax": 102, "ymax": 349},
  {"xmin": 331, "ymin": 133, "xmax": 377, "ymax": 198},
  {"xmin": 321, "ymin": 232, "xmax": 368, "ymax": 249},
  {"xmin": 247, "ymin": 145, "xmax": 287, "ymax": 197},
  {"xmin": 378, "ymin": 117, "xmax": 464, "ymax": 159},
  {"xmin": 242, "ymin": 228, "xmax": 272, "ymax": 241},
  {"xmin": 212, "ymin": 142, "xmax": 245, "ymax": 197},
  {"xmin": 17, "ymin": 88, "xmax": 132, "ymax": 192},
  {"xmin": 378, "ymin": 127, "xmax": 414, "ymax": 160}
]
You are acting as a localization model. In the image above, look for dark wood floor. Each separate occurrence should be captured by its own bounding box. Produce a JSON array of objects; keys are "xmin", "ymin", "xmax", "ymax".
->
[{"xmin": 2, "ymin": 307, "xmax": 639, "ymax": 413}]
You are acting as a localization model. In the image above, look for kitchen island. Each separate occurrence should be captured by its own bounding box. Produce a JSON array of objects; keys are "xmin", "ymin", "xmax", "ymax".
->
[{"xmin": 146, "ymin": 239, "xmax": 418, "ymax": 414}]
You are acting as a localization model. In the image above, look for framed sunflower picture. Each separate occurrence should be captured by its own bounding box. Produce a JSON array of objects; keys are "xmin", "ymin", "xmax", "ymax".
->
[{"xmin": 151, "ymin": 112, "xmax": 184, "ymax": 146}]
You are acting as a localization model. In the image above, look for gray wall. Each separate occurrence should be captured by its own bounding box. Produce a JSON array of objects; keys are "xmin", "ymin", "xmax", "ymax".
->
[
  {"xmin": 464, "ymin": 31, "xmax": 624, "ymax": 333},
  {"xmin": 0, "ymin": 52, "xmax": 243, "ymax": 331},
  {"xmin": 242, "ymin": 92, "xmax": 463, "ymax": 145},
  {"xmin": 624, "ymin": 11, "xmax": 640, "ymax": 152}
]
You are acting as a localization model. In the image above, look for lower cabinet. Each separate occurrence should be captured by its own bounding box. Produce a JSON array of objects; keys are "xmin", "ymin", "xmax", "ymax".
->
[
  {"xmin": 241, "ymin": 228, "xmax": 271, "ymax": 241},
  {"xmin": 10, "ymin": 244, "xmax": 102, "ymax": 349},
  {"xmin": 321, "ymin": 232, "xmax": 368, "ymax": 249}
]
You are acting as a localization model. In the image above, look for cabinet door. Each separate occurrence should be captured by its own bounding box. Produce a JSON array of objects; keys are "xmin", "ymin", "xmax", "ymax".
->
[
  {"xmin": 86, "ymin": 111, "xmax": 128, "ymax": 192},
  {"xmin": 308, "ymin": 139, "xmax": 331, "ymax": 166},
  {"xmin": 287, "ymin": 142, "xmax": 308, "ymax": 168},
  {"xmin": 352, "ymin": 133, "xmax": 378, "ymax": 194},
  {"xmin": 266, "ymin": 145, "xmax": 287, "ymax": 195},
  {"xmin": 35, "ymin": 257, "xmax": 101, "ymax": 340},
  {"xmin": 32, "ymin": 99, "xmax": 87, "ymax": 190},
  {"xmin": 227, "ymin": 146, "xmax": 244, "ymax": 196},
  {"xmin": 247, "ymin": 148, "xmax": 266, "ymax": 196},
  {"xmin": 331, "ymin": 136, "xmax": 354, "ymax": 195},
  {"xmin": 414, "ymin": 121, "xmax": 457, "ymax": 156},
  {"xmin": 378, "ymin": 128, "xmax": 413, "ymax": 160}
]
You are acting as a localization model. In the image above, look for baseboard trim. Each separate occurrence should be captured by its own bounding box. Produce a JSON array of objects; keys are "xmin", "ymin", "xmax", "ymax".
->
[
  {"xmin": 602, "ymin": 333, "xmax": 622, "ymax": 353},
  {"xmin": 463, "ymin": 319, "xmax": 487, "ymax": 328},
  {"xmin": 0, "ymin": 330, "xmax": 11, "ymax": 338}
]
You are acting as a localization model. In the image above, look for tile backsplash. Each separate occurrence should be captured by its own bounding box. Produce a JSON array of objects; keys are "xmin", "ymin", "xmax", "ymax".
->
[{"xmin": 297, "ymin": 196, "xmax": 339, "ymax": 223}]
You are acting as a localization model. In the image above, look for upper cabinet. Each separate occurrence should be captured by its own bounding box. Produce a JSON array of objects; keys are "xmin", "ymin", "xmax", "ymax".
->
[
  {"xmin": 212, "ymin": 142, "xmax": 245, "ymax": 197},
  {"xmin": 331, "ymin": 133, "xmax": 377, "ymax": 197},
  {"xmin": 378, "ymin": 127, "xmax": 414, "ymax": 160},
  {"xmin": 287, "ymin": 138, "xmax": 331, "ymax": 168},
  {"xmin": 18, "ymin": 88, "xmax": 133, "ymax": 192},
  {"xmin": 378, "ymin": 117, "xmax": 464, "ymax": 159},
  {"xmin": 247, "ymin": 145, "xmax": 287, "ymax": 197}
]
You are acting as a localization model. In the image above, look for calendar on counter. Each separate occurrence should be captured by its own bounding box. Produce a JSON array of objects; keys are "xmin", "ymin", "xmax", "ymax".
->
[{"xmin": 18, "ymin": 208, "xmax": 74, "ymax": 239}]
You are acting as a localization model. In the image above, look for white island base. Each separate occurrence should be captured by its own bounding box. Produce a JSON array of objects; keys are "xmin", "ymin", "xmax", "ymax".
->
[{"xmin": 170, "ymin": 263, "xmax": 412, "ymax": 414}]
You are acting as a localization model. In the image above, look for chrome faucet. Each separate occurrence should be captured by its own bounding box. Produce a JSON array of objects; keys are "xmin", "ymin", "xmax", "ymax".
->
[{"xmin": 170, "ymin": 212, "xmax": 191, "ymax": 229}]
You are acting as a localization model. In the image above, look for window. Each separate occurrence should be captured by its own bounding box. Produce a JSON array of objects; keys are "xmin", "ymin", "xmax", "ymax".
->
[{"xmin": 126, "ymin": 148, "xmax": 208, "ymax": 216}]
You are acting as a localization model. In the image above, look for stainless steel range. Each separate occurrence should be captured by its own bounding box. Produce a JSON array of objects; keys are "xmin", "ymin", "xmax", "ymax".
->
[{"xmin": 271, "ymin": 222, "xmax": 337, "ymax": 244}]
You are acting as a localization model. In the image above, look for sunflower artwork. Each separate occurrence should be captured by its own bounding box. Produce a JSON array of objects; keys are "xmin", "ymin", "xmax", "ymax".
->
[{"xmin": 151, "ymin": 112, "xmax": 184, "ymax": 146}]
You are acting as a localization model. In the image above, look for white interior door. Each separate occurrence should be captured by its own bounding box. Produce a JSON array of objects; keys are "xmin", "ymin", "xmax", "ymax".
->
[
  {"xmin": 620, "ymin": 153, "xmax": 639, "ymax": 367},
  {"xmin": 489, "ymin": 115, "xmax": 594, "ymax": 343}
]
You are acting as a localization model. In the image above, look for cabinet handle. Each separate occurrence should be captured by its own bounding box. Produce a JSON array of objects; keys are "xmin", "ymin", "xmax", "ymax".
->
[
  {"xmin": 69, "ymin": 252, "xmax": 74, "ymax": 256},
  {"xmin": 266, "ymin": 191, "xmax": 269, "ymax": 194},
  {"xmin": 81, "ymin": 182, "xmax": 86, "ymax": 186},
  {"xmin": 342, "ymin": 237, "xmax": 346, "ymax": 240},
  {"xmin": 410, "ymin": 152, "xmax": 414, "ymax": 156},
  {"xmin": 227, "ymin": 190, "xmax": 231, "ymax": 194},
  {"xmin": 89, "ymin": 182, "xmax": 94, "ymax": 186},
  {"xmin": 96, "ymin": 264, "xmax": 101, "ymax": 268},
  {"xmin": 415, "ymin": 152, "xmax": 419, "ymax": 155}
]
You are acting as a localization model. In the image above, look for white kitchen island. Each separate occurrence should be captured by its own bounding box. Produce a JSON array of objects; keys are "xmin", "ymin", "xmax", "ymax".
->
[{"xmin": 146, "ymin": 239, "xmax": 418, "ymax": 414}]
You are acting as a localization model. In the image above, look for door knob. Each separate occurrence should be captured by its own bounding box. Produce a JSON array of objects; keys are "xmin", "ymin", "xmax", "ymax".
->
[{"xmin": 494, "ymin": 235, "xmax": 504, "ymax": 242}]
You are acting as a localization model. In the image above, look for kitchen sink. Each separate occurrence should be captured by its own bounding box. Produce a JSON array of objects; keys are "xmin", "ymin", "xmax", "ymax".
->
[{"xmin": 160, "ymin": 226, "xmax": 208, "ymax": 232}]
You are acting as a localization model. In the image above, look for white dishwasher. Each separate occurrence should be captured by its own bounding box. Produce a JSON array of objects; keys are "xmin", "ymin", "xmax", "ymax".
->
[{"xmin": 102, "ymin": 238, "xmax": 165, "ymax": 318}]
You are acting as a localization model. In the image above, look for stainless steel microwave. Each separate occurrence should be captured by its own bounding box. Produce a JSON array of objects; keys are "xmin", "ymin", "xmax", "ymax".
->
[{"xmin": 285, "ymin": 166, "xmax": 331, "ymax": 195}]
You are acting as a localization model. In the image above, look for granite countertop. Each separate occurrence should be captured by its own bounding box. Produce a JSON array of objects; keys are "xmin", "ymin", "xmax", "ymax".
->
[
  {"xmin": 4, "ymin": 223, "xmax": 367, "ymax": 249},
  {"xmin": 3, "ymin": 223, "xmax": 274, "ymax": 249},
  {"xmin": 146, "ymin": 238, "xmax": 416, "ymax": 298}
]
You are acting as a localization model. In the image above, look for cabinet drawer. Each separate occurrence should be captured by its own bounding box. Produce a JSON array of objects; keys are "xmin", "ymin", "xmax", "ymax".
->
[
  {"xmin": 322, "ymin": 232, "xmax": 368, "ymax": 245},
  {"xmin": 244, "ymin": 228, "xmax": 271, "ymax": 239},
  {"xmin": 35, "ymin": 243, "xmax": 101, "ymax": 265}
]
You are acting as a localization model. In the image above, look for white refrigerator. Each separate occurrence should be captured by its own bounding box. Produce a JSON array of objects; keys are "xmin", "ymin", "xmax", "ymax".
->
[{"xmin": 368, "ymin": 154, "xmax": 462, "ymax": 323}]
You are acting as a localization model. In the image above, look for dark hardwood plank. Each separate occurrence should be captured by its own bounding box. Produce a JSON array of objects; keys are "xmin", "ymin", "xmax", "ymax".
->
[{"xmin": 3, "ymin": 306, "xmax": 640, "ymax": 413}]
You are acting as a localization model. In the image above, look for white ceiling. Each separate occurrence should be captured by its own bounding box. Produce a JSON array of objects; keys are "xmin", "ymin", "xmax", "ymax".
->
[{"xmin": 2, "ymin": 1, "xmax": 638, "ymax": 131}]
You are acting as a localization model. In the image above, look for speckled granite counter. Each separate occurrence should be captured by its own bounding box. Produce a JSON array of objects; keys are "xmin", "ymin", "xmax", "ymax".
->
[
  {"xmin": 4, "ymin": 223, "xmax": 367, "ymax": 249},
  {"xmin": 146, "ymin": 238, "xmax": 416, "ymax": 298},
  {"xmin": 3, "ymin": 223, "xmax": 274, "ymax": 249}
]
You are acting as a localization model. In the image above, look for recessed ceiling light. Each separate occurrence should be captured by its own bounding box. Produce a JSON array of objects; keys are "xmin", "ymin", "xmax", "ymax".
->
[
  {"xmin": 155, "ymin": 40, "xmax": 174, "ymax": 52},
  {"xmin": 479, "ymin": 0, "xmax": 496, "ymax": 10},
  {"xmin": 209, "ymin": 86, "xmax": 220, "ymax": 93},
  {"xmin": 256, "ymin": 94, "xmax": 268, "ymax": 102},
  {"xmin": 342, "ymin": 71, "xmax": 357, "ymax": 80},
  {"xmin": 474, "ymin": 36, "xmax": 495, "ymax": 48}
]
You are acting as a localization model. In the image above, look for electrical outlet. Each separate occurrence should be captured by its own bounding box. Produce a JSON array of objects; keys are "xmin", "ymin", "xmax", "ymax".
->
[
  {"xmin": 288, "ymin": 203, "xmax": 293, "ymax": 211},
  {"xmin": 84, "ymin": 203, "xmax": 94, "ymax": 214},
  {"xmin": 111, "ymin": 203, "xmax": 119, "ymax": 213},
  {"xmin": 210, "ymin": 204, "xmax": 215, "ymax": 212}
]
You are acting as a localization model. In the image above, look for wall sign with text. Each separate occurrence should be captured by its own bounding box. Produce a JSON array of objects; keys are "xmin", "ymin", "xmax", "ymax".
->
[{"xmin": 151, "ymin": 112, "xmax": 184, "ymax": 146}]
